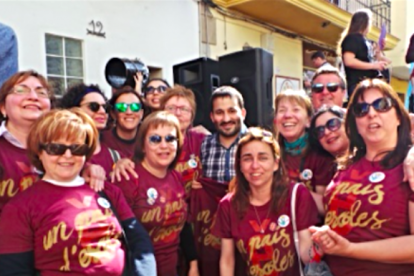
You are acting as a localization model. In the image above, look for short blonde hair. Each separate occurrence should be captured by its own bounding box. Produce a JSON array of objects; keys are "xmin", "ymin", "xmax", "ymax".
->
[
  {"xmin": 160, "ymin": 85, "xmax": 197, "ymax": 121},
  {"xmin": 27, "ymin": 108, "xmax": 99, "ymax": 172},
  {"xmin": 133, "ymin": 111, "xmax": 183, "ymax": 169}
]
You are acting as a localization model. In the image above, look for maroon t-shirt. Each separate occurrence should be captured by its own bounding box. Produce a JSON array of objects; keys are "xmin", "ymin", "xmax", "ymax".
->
[
  {"xmin": 175, "ymin": 130, "xmax": 205, "ymax": 198},
  {"xmin": 190, "ymin": 177, "xmax": 228, "ymax": 276},
  {"xmin": 116, "ymin": 163, "xmax": 187, "ymax": 276},
  {"xmin": 284, "ymin": 149, "xmax": 335, "ymax": 192},
  {"xmin": 324, "ymin": 158, "xmax": 414, "ymax": 276},
  {"xmin": 0, "ymin": 180, "xmax": 133, "ymax": 275},
  {"xmin": 101, "ymin": 128, "xmax": 137, "ymax": 158},
  {"xmin": 88, "ymin": 144, "xmax": 123, "ymax": 177},
  {"xmin": 0, "ymin": 137, "xmax": 38, "ymax": 216},
  {"xmin": 212, "ymin": 183, "xmax": 319, "ymax": 276}
]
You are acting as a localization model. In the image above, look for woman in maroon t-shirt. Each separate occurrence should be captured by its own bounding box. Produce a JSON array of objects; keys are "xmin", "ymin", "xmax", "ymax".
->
[
  {"xmin": 0, "ymin": 108, "xmax": 156, "ymax": 275},
  {"xmin": 116, "ymin": 111, "xmax": 199, "ymax": 276},
  {"xmin": 212, "ymin": 127, "xmax": 320, "ymax": 276},
  {"xmin": 314, "ymin": 79, "xmax": 414, "ymax": 275},
  {"xmin": 0, "ymin": 70, "xmax": 53, "ymax": 215},
  {"xmin": 160, "ymin": 85, "xmax": 206, "ymax": 198},
  {"xmin": 0, "ymin": 72, "xmax": 106, "ymax": 217},
  {"xmin": 102, "ymin": 87, "xmax": 144, "ymax": 158},
  {"xmin": 60, "ymin": 83, "xmax": 125, "ymax": 175},
  {"xmin": 273, "ymin": 90, "xmax": 335, "ymax": 214}
]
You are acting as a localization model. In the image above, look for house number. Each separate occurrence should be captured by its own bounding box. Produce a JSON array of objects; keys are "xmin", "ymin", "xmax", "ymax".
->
[{"xmin": 87, "ymin": 20, "xmax": 106, "ymax": 38}]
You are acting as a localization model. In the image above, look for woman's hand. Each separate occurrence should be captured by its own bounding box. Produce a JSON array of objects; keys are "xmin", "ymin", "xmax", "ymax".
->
[
  {"xmin": 134, "ymin": 72, "xmax": 144, "ymax": 94},
  {"xmin": 82, "ymin": 163, "xmax": 106, "ymax": 191},
  {"xmin": 187, "ymin": 260, "xmax": 199, "ymax": 276},
  {"xmin": 372, "ymin": 61, "xmax": 388, "ymax": 71},
  {"xmin": 310, "ymin": 225, "xmax": 351, "ymax": 256},
  {"xmin": 110, "ymin": 158, "xmax": 138, "ymax": 182}
]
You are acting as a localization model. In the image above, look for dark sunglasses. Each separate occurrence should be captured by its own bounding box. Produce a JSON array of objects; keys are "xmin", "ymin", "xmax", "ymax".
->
[
  {"xmin": 144, "ymin": 86, "xmax": 167, "ymax": 95},
  {"xmin": 311, "ymin": 83, "xmax": 343, "ymax": 93},
  {"xmin": 40, "ymin": 143, "xmax": 90, "ymax": 156},
  {"xmin": 314, "ymin": 117, "xmax": 343, "ymax": 140},
  {"xmin": 352, "ymin": 97, "xmax": 394, "ymax": 118},
  {"xmin": 148, "ymin": 134, "xmax": 178, "ymax": 145},
  {"xmin": 114, "ymin": 102, "xmax": 142, "ymax": 113},
  {"xmin": 82, "ymin": 102, "xmax": 110, "ymax": 113}
]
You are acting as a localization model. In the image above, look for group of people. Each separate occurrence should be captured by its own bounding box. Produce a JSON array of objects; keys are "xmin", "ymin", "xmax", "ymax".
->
[{"xmin": 0, "ymin": 7, "xmax": 414, "ymax": 276}]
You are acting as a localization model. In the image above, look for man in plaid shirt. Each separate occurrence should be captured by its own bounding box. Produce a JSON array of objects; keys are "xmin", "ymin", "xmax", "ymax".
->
[{"xmin": 200, "ymin": 86, "xmax": 246, "ymax": 183}]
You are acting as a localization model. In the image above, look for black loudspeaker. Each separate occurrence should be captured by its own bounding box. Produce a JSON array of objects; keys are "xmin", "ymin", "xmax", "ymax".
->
[
  {"xmin": 219, "ymin": 48, "xmax": 274, "ymax": 129},
  {"xmin": 173, "ymin": 57, "xmax": 220, "ymax": 132}
]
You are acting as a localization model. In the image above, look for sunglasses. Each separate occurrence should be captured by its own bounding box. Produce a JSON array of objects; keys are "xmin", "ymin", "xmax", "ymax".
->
[
  {"xmin": 82, "ymin": 102, "xmax": 110, "ymax": 113},
  {"xmin": 314, "ymin": 117, "xmax": 343, "ymax": 140},
  {"xmin": 40, "ymin": 143, "xmax": 90, "ymax": 156},
  {"xmin": 311, "ymin": 83, "xmax": 343, "ymax": 93},
  {"xmin": 114, "ymin": 102, "xmax": 142, "ymax": 113},
  {"xmin": 144, "ymin": 86, "xmax": 167, "ymax": 95},
  {"xmin": 352, "ymin": 97, "xmax": 394, "ymax": 118},
  {"xmin": 148, "ymin": 134, "xmax": 178, "ymax": 145}
]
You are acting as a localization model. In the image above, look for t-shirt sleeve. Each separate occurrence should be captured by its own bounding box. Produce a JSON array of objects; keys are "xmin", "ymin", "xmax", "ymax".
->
[
  {"xmin": 295, "ymin": 185, "xmax": 319, "ymax": 231},
  {"xmin": 104, "ymin": 182, "xmax": 135, "ymax": 221},
  {"xmin": 211, "ymin": 196, "xmax": 232, "ymax": 239},
  {"xmin": 0, "ymin": 200, "xmax": 33, "ymax": 253},
  {"xmin": 341, "ymin": 34, "xmax": 363, "ymax": 56}
]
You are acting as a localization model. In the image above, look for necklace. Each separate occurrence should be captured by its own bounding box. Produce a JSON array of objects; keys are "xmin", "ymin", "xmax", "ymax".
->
[{"xmin": 252, "ymin": 203, "xmax": 271, "ymax": 234}]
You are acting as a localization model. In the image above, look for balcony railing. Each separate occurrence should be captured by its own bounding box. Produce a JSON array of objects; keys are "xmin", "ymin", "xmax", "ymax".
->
[{"xmin": 326, "ymin": 0, "xmax": 391, "ymax": 31}]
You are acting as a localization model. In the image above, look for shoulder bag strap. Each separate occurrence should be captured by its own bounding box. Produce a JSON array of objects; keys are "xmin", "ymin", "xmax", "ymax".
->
[
  {"xmin": 97, "ymin": 190, "xmax": 131, "ymax": 274},
  {"xmin": 292, "ymin": 182, "xmax": 305, "ymax": 276}
]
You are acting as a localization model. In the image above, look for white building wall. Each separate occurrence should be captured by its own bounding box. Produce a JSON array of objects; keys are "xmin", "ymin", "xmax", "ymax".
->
[{"xmin": 0, "ymin": 0, "xmax": 200, "ymax": 94}]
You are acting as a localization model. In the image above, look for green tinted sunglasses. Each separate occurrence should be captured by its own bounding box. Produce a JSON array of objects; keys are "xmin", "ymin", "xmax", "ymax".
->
[{"xmin": 114, "ymin": 102, "xmax": 142, "ymax": 113}]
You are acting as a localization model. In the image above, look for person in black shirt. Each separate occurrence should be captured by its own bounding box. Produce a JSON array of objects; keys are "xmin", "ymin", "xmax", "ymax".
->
[{"xmin": 338, "ymin": 8, "xmax": 388, "ymax": 97}]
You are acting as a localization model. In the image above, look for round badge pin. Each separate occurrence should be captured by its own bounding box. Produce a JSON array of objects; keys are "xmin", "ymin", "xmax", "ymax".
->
[
  {"xmin": 369, "ymin": 172, "xmax": 385, "ymax": 183},
  {"xmin": 97, "ymin": 197, "xmax": 111, "ymax": 209},
  {"xmin": 188, "ymin": 158, "xmax": 198, "ymax": 169},
  {"xmin": 147, "ymin": 188, "xmax": 158, "ymax": 200},
  {"xmin": 301, "ymin": 169, "xmax": 313, "ymax": 181},
  {"xmin": 277, "ymin": 214, "xmax": 290, "ymax": 228}
]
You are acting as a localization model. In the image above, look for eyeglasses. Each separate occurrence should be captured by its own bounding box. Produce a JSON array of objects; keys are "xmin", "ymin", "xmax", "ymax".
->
[
  {"xmin": 40, "ymin": 143, "xmax": 90, "ymax": 156},
  {"xmin": 144, "ymin": 86, "xmax": 167, "ymax": 95},
  {"xmin": 148, "ymin": 134, "xmax": 178, "ymax": 145},
  {"xmin": 13, "ymin": 85, "xmax": 50, "ymax": 98},
  {"xmin": 114, "ymin": 102, "xmax": 142, "ymax": 113},
  {"xmin": 352, "ymin": 97, "xmax": 394, "ymax": 118},
  {"xmin": 81, "ymin": 102, "xmax": 110, "ymax": 113},
  {"xmin": 165, "ymin": 105, "xmax": 192, "ymax": 114},
  {"xmin": 311, "ymin": 83, "xmax": 343, "ymax": 93},
  {"xmin": 314, "ymin": 117, "xmax": 343, "ymax": 140}
]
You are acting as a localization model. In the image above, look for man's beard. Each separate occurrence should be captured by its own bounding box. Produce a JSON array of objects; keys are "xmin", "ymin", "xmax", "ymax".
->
[{"xmin": 215, "ymin": 120, "xmax": 241, "ymax": 138}]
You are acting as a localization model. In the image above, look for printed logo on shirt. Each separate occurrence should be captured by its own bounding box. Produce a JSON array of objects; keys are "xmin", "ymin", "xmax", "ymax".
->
[
  {"xmin": 325, "ymin": 181, "xmax": 388, "ymax": 235},
  {"xmin": 237, "ymin": 227, "xmax": 295, "ymax": 275},
  {"xmin": 43, "ymin": 197, "xmax": 121, "ymax": 272}
]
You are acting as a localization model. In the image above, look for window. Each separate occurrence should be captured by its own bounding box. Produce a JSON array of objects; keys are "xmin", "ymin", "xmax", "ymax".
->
[{"xmin": 45, "ymin": 34, "xmax": 84, "ymax": 95}]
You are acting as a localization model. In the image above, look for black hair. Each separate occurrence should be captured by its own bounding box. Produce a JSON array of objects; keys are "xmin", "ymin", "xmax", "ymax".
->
[
  {"xmin": 309, "ymin": 105, "xmax": 345, "ymax": 157},
  {"xmin": 311, "ymin": 51, "xmax": 326, "ymax": 60}
]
